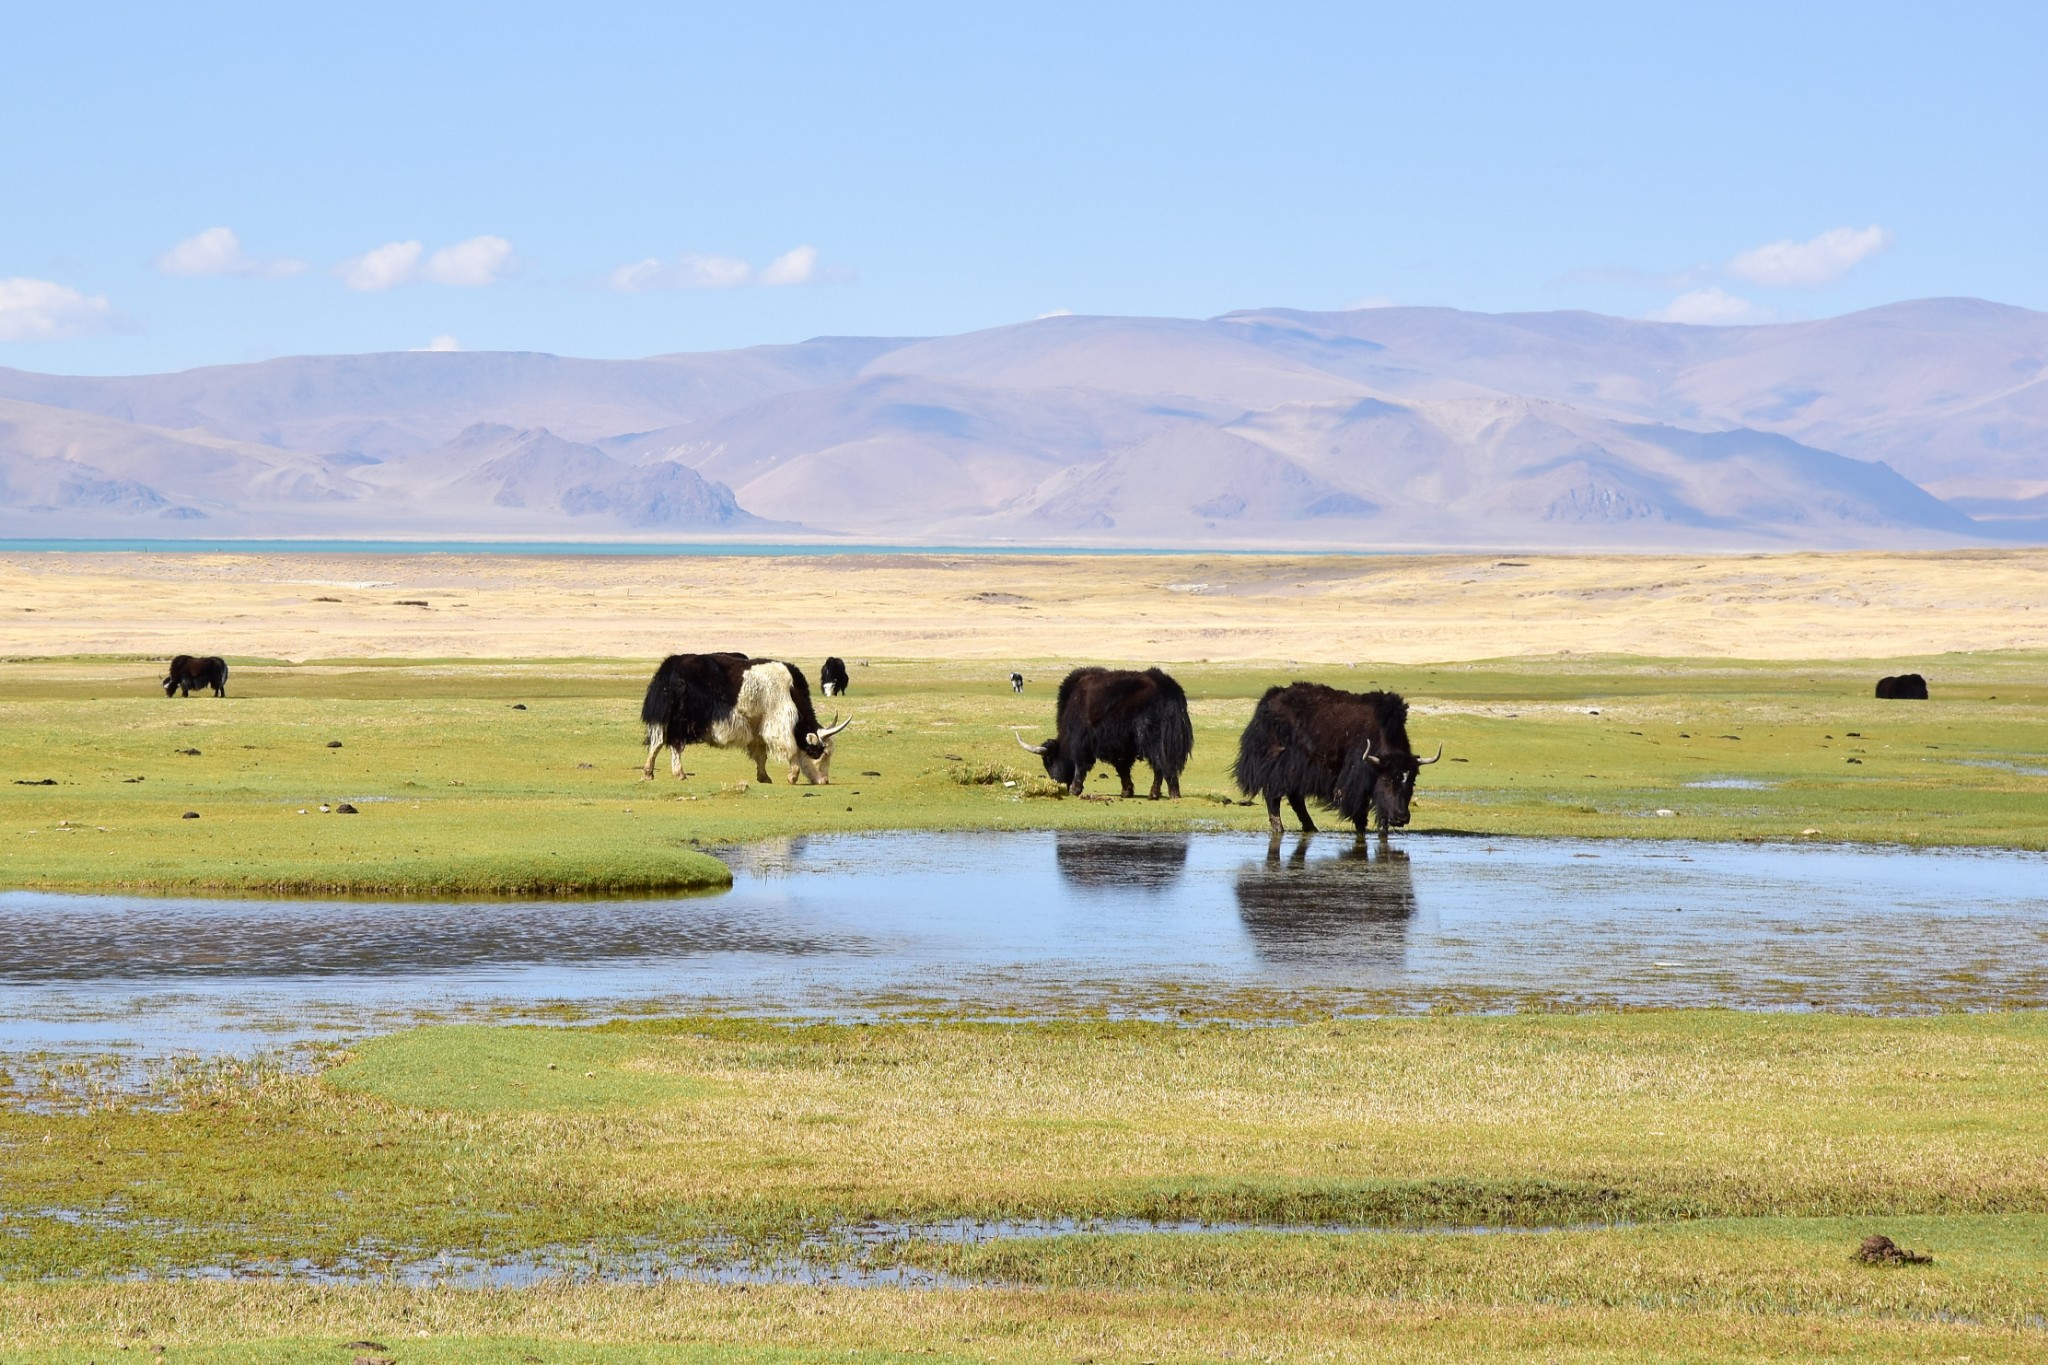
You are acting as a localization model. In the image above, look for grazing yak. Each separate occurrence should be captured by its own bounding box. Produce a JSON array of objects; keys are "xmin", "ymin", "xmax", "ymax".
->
[
  {"xmin": 1015, "ymin": 666, "xmax": 1193, "ymax": 798},
  {"xmin": 1875, "ymin": 673, "xmax": 1929, "ymax": 699},
  {"xmin": 1234, "ymin": 683, "xmax": 1441, "ymax": 834},
  {"xmin": 1009, "ymin": 672, "xmax": 1025, "ymax": 694},
  {"xmin": 819, "ymin": 656, "xmax": 850, "ymax": 697},
  {"xmin": 162, "ymin": 655, "xmax": 229, "ymax": 698},
  {"xmin": 641, "ymin": 653, "xmax": 852, "ymax": 784}
]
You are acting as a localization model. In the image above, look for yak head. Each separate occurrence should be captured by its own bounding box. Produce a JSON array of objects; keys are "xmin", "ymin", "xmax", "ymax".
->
[
  {"xmin": 1357, "ymin": 737, "xmax": 1442, "ymax": 829},
  {"xmin": 161, "ymin": 673, "xmax": 179, "ymax": 697},
  {"xmin": 790, "ymin": 714, "xmax": 855, "ymax": 784},
  {"xmin": 1014, "ymin": 730, "xmax": 1084, "ymax": 794}
]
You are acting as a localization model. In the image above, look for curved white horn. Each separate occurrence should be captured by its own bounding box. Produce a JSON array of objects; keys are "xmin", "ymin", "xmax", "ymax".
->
[
  {"xmin": 1416, "ymin": 742, "xmax": 1444, "ymax": 765},
  {"xmin": 1361, "ymin": 737, "xmax": 1380, "ymax": 766},
  {"xmin": 1014, "ymin": 729, "xmax": 1049, "ymax": 755},
  {"xmin": 818, "ymin": 714, "xmax": 854, "ymax": 740}
]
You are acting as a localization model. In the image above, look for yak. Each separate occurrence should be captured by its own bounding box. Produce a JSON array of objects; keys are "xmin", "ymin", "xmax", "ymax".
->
[
  {"xmin": 641, "ymin": 652, "xmax": 852, "ymax": 784},
  {"xmin": 1875, "ymin": 673, "xmax": 1929, "ymax": 699},
  {"xmin": 1009, "ymin": 672, "xmax": 1025, "ymax": 694},
  {"xmin": 1015, "ymin": 666, "xmax": 1193, "ymax": 798},
  {"xmin": 1234, "ymin": 682, "xmax": 1440, "ymax": 834},
  {"xmin": 163, "ymin": 655, "xmax": 229, "ymax": 698},
  {"xmin": 819, "ymin": 656, "xmax": 850, "ymax": 697}
]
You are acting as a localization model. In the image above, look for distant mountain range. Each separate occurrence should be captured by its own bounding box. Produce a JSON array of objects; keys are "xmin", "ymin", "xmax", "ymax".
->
[{"xmin": 3, "ymin": 297, "xmax": 2044, "ymax": 548}]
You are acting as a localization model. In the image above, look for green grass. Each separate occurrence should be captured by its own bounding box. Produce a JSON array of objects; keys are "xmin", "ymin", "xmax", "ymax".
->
[
  {"xmin": 4, "ymin": 1013, "xmax": 2047, "ymax": 1359},
  {"xmin": 3, "ymin": 650, "xmax": 2047, "ymax": 892}
]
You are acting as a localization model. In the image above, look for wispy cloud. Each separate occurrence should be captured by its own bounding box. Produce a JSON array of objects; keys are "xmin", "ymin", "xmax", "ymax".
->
[
  {"xmin": 155, "ymin": 227, "xmax": 307, "ymax": 280},
  {"xmin": 0, "ymin": 277, "xmax": 124, "ymax": 342},
  {"xmin": 601, "ymin": 244, "xmax": 841, "ymax": 292},
  {"xmin": 336, "ymin": 236, "xmax": 515, "ymax": 291},
  {"xmin": 1727, "ymin": 225, "xmax": 1894, "ymax": 289},
  {"xmin": 412, "ymin": 334, "xmax": 462, "ymax": 352},
  {"xmin": 1648, "ymin": 286, "xmax": 1769, "ymax": 326}
]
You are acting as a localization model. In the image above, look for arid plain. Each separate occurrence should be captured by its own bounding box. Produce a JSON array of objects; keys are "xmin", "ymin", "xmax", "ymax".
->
[{"xmin": 5, "ymin": 547, "xmax": 2047, "ymax": 661}]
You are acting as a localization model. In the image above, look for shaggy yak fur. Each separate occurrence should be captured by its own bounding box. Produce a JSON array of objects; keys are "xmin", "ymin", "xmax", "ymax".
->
[
  {"xmin": 1020, "ymin": 666, "xmax": 1194, "ymax": 798},
  {"xmin": 819, "ymin": 656, "xmax": 850, "ymax": 697},
  {"xmin": 640, "ymin": 652, "xmax": 849, "ymax": 784},
  {"xmin": 1233, "ymin": 682, "xmax": 1438, "ymax": 834},
  {"xmin": 162, "ymin": 655, "xmax": 229, "ymax": 697},
  {"xmin": 1874, "ymin": 673, "xmax": 1929, "ymax": 699}
]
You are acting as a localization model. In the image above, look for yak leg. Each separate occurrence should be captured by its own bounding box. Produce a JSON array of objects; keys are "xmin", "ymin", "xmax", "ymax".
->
[
  {"xmin": 1147, "ymin": 769, "xmax": 1163, "ymax": 800},
  {"xmin": 1265, "ymin": 794, "xmax": 1286, "ymax": 836},
  {"xmin": 671, "ymin": 744, "xmax": 687, "ymax": 780},
  {"xmin": 1288, "ymin": 792, "xmax": 1319, "ymax": 834},
  {"xmin": 642, "ymin": 732, "xmax": 665, "ymax": 779},
  {"xmin": 1114, "ymin": 761, "xmax": 1137, "ymax": 798},
  {"xmin": 748, "ymin": 740, "xmax": 773, "ymax": 785}
]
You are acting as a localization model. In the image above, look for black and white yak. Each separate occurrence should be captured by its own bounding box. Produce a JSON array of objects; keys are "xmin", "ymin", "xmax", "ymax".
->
[
  {"xmin": 1233, "ymin": 683, "xmax": 1441, "ymax": 834},
  {"xmin": 1015, "ymin": 666, "xmax": 1193, "ymax": 798},
  {"xmin": 1009, "ymin": 672, "xmax": 1025, "ymax": 694},
  {"xmin": 819, "ymin": 656, "xmax": 850, "ymax": 697},
  {"xmin": 163, "ymin": 655, "xmax": 229, "ymax": 697},
  {"xmin": 640, "ymin": 653, "xmax": 852, "ymax": 784}
]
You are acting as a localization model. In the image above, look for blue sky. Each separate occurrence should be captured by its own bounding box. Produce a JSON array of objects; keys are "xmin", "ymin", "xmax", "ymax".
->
[{"xmin": 3, "ymin": 1, "xmax": 2043, "ymax": 374}]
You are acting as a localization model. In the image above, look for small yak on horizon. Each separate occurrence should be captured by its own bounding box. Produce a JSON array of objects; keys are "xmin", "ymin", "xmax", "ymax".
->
[{"xmin": 162, "ymin": 655, "xmax": 229, "ymax": 698}]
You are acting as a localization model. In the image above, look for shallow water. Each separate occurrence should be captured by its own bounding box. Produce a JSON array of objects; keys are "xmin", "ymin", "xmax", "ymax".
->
[{"xmin": 2, "ymin": 832, "xmax": 2044, "ymax": 1057}]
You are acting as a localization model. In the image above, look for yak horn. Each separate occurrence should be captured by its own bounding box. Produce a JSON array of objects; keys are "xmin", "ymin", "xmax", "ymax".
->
[
  {"xmin": 1361, "ymin": 738, "xmax": 1380, "ymax": 766},
  {"xmin": 1416, "ymin": 742, "xmax": 1444, "ymax": 765},
  {"xmin": 1014, "ymin": 729, "xmax": 1049, "ymax": 755},
  {"xmin": 818, "ymin": 714, "xmax": 854, "ymax": 740}
]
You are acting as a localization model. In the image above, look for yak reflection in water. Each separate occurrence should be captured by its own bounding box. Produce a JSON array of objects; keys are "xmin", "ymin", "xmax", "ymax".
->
[
  {"xmin": 1234, "ymin": 835, "xmax": 1417, "ymax": 966},
  {"xmin": 1054, "ymin": 832, "xmax": 1192, "ymax": 893}
]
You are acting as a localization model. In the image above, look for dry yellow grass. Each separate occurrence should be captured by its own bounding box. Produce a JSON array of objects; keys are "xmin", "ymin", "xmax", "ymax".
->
[{"xmin": 5, "ymin": 548, "xmax": 2047, "ymax": 663}]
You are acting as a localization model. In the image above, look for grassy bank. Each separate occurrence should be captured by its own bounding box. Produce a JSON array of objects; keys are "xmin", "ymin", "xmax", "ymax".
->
[
  {"xmin": 2, "ymin": 651, "xmax": 2046, "ymax": 892},
  {"xmin": 3, "ymin": 1012, "xmax": 2046, "ymax": 1358}
]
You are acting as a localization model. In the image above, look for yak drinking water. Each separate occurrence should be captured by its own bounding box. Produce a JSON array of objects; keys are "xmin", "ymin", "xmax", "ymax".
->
[
  {"xmin": 1015, "ymin": 666, "xmax": 1193, "ymax": 798},
  {"xmin": 1234, "ymin": 682, "xmax": 1441, "ymax": 834}
]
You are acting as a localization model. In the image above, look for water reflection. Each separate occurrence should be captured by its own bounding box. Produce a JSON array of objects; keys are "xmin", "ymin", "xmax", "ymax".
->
[
  {"xmin": 1055, "ymin": 832, "xmax": 1191, "ymax": 893},
  {"xmin": 1234, "ymin": 835, "xmax": 1416, "ymax": 965},
  {"xmin": 0, "ymin": 898, "xmax": 848, "ymax": 981}
]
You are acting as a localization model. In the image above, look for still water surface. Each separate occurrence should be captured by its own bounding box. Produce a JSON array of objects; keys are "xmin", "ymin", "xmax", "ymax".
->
[{"xmin": 2, "ymin": 832, "xmax": 2043, "ymax": 1056}]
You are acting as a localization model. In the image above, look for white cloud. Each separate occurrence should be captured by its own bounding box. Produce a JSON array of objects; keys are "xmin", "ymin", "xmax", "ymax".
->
[
  {"xmin": 605, "ymin": 252, "xmax": 754, "ymax": 292},
  {"xmin": 335, "ymin": 235, "xmax": 513, "ymax": 290},
  {"xmin": 0, "ymin": 277, "xmax": 122, "ymax": 342},
  {"xmin": 336, "ymin": 240, "xmax": 425, "ymax": 291},
  {"xmin": 1649, "ymin": 287, "xmax": 1768, "ymax": 326},
  {"xmin": 758, "ymin": 245, "xmax": 819, "ymax": 287},
  {"xmin": 155, "ymin": 227, "xmax": 308, "ymax": 279},
  {"xmin": 1728, "ymin": 225, "xmax": 1893, "ymax": 289},
  {"xmin": 1036, "ymin": 308, "xmax": 1074, "ymax": 319},
  {"xmin": 1344, "ymin": 294, "xmax": 1397, "ymax": 310},
  {"xmin": 413, "ymin": 334, "xmax": 462, "ymax": 352},
  {"xmin": 422, "ymin": 235, "xmax": 514, "ymax": 287},
  {"xmin": 601, "ymin": 244, "xmax": 841, "ymax": 292}
]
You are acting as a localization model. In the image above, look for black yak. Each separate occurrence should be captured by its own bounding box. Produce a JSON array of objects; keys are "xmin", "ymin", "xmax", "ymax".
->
[
  {"xmin": 819, "ymin": 656, "xmax": 850, "ymax": 697},
  {"xmin": 1234, "ymin": 683, "xmax": 1440, "ymax": 834},
  {"xmin": 641, "ymin": 653, "xmax": 852, "ymax": 784},
  {"xmin": 1015, "ymin": 666, "xmax": 1193, "ymax": 798},
  {"xmin": 1875, "ymin": 673, "xmax": 1929, "ymax": 699},
  {"xmin": 162, "ymin": 655, "xmax": 229, "ymax": 697}
]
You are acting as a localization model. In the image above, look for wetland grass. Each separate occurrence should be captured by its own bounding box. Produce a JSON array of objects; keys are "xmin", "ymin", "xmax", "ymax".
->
[{"xmin": 3, "ymin": 651, "xmax": 2046, "ymax": 894}]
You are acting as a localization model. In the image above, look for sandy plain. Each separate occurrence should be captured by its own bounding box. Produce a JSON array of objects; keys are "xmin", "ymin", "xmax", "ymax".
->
[{"xmin": 2, "ymin": 548, "xmax": 2045, "ymax": 663}]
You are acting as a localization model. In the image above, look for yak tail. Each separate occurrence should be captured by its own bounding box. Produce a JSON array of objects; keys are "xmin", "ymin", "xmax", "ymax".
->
[
  {"xmin": 1146, "ymin": 667, "xmax": 1194, "ymax": 776},
  {"xmin": 1231, "ymin": 686, "xmax": 1287, "ymax": 797}
]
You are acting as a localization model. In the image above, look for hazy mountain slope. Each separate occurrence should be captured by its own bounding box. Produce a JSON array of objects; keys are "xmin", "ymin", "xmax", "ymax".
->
[
  {"xmin": 0, "ymin": 337, "xmax": 917, "ymax": 463},
  {"xmin": 0, "ymin": 299, "xmax": 2041, "ymax": 546}
]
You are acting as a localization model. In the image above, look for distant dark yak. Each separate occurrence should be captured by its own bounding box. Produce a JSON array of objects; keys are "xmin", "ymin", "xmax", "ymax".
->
[
  {"xmin": 819, "ymin": 656, "xmax": 850, "ymax": 697},
  {"xmin": 1009, "ymin": 672, "xmax": 1025, "ymax": 694},
  {"xmin": 1875, "ymin": 673, "xmax": 1929, "ymax": 699},
  {"xmin": 162, "ymin": 655, "xmax": 229, "ymax": 698},
  {"xmin": 1015, "ymin": 666, "xmax": 1193, "ymax": 798},
  {"xmin": 640, "ymin": 652, "xmax": 852, "ymax": 784},
  {"xmin": 1233, "ymin": 683, "xmax": 1441, "ymax": 834}
]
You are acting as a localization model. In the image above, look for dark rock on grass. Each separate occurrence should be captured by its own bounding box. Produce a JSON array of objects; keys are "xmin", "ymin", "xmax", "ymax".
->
[
  {"xmin": 327, "ymin": 740, "xmax": 344, "ymax": 748},
  {"xmin": 1856, "ymin": 1233, "xmax": 1933, "ymax": 1265},
  {"xmin": 861, "ymin": 770, "xmax": 882, "ymax": 777},
  {"xmin": 335, "ymin": 803, "xmax": 359, "ymax": 814},
  {"xmin": 181, "ymin": 811, "xmax": 200, "ymax": 819},
  {"xmin": 177, "ymin": 747, "xmax": 201, "ymax": 756},
  {"xmin": 12, "ymin": 778, "xmax": 57, "ymax": 786},
  {"xmin": 512, "ymin": 703, "xmax": 528, "ymax": 710}
]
